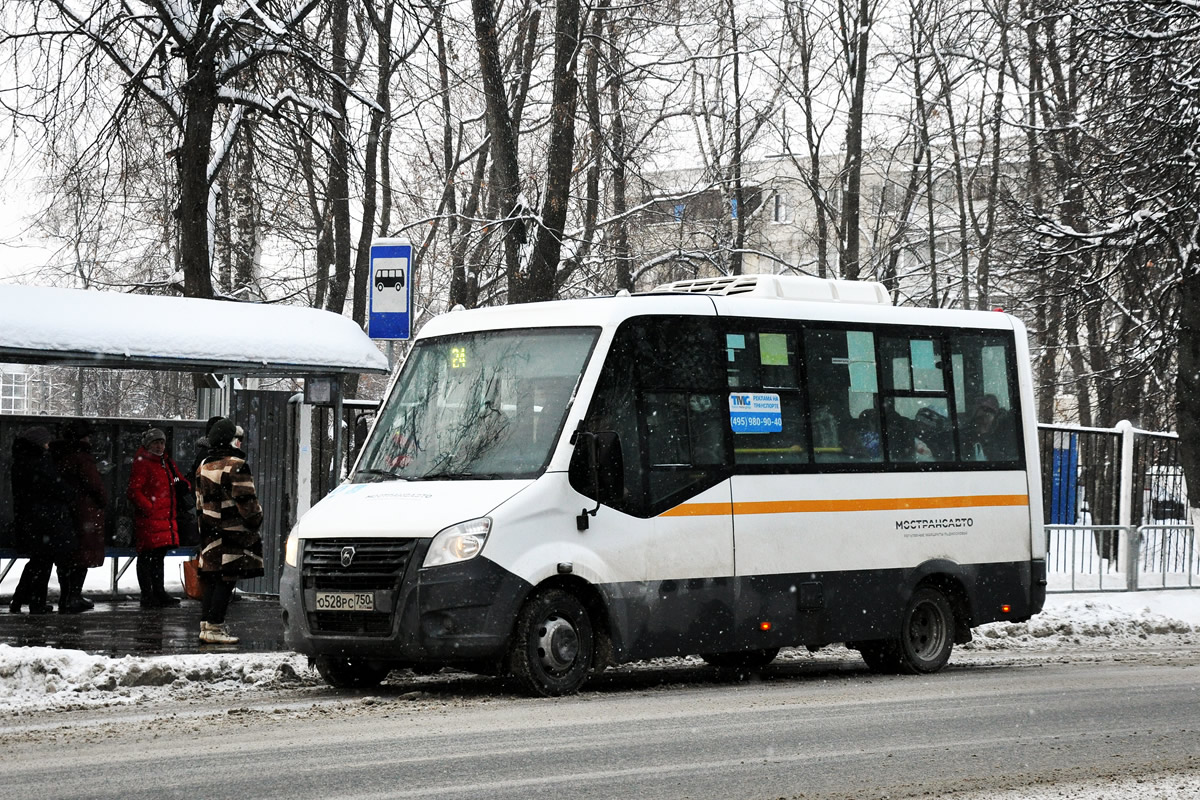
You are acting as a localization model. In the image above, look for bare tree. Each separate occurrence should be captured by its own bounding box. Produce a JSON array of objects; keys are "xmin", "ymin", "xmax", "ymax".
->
[{"xmin": 0, "ymin": 1, "xmax": 352, "ymax": 299}]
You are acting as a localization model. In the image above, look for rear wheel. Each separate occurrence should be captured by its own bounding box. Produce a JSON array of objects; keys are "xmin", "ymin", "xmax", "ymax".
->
[
  {"xmin": 700, "ymin": 648, "xmax": 779, "ymax": 670},
  {"xmin": 859, "ymin": 586, "xmax": 955, "ymax": 675},
  {"xmin": 856, "ymin": 641, "xmax": 897, "ymax": 673},
  {"xmin": 314, "ymin": 656, "xmax": 391, "ymax": 689},
  {"xmin": 508, "ymin": 589, "xmax": 594, "ymax": 697}
]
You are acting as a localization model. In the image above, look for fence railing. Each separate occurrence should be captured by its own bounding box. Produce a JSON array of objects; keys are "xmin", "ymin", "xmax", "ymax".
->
[{"xmin": 1044, "ymin": 524, "xmax": 1199, "ymax": 593}]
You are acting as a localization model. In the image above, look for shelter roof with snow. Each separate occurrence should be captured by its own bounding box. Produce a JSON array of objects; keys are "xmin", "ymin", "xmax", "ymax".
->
[{"xmin": 0, "ymin": 284, "xmax": 389, "ymax": 376}]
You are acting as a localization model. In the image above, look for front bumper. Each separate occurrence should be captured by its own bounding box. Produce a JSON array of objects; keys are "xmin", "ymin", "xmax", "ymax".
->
[{"xmin": 280, "ymin": 538, "xmax": 531, "ymax": 666}]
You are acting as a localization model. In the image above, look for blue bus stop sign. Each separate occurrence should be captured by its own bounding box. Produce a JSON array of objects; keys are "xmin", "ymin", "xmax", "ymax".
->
[{"xmin": 368, "ymin": 238, "xmax": 412, "ymax": 340}]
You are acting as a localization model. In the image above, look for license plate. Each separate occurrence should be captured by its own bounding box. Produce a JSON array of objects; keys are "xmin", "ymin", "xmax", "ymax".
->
[{"xmin": 314, "ymin": 591, "xmax": 374, "ymax": 612}]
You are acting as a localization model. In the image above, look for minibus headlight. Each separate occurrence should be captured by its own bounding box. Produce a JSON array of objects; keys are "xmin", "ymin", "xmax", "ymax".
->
[
  {"xmin": 284, "ymin": 527, "xmax": 301, "ymax": 567},
  {"xmin": 423, "ymin": 518, "xmax": 491, "ymax": 568}
]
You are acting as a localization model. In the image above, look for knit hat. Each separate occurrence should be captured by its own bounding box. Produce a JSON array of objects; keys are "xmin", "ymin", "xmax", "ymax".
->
[
  {"xmin": 18, "ymin": 426, "xmax": 52, "ymax": 448},
  {"xmin": 208, "ymin": 418, "xmax": 238, "ymax": 447},
  {"xmin": 142, "ymin": 428, "xmax": 166, "ymax": 447}
]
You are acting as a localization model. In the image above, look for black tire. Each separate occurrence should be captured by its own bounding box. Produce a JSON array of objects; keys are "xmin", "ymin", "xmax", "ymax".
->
[
  {"xmin": 375, "ymin": 282, "xmax": 384, "ymax": 292},
  {"xmin": 314, "ymin": 656, "xmax": 391, "ymax": 689},
  {"xmin": 859, "ymin": 586, "xmax": 955, "ymax": 675},
  {"xmin": 856, "ymin": 640, "xmax": 899, "ymax": 673},
  {"xmin": 508, "ymin": 588, "xmax": 594, "ymax": 697},
  {"xmin": 700, "ymin": 648, "xmax": 779, "ymax": 670}
]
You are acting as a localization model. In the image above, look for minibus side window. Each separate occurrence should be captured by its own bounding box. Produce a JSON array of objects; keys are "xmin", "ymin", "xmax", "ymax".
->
[
  {"xmin": 878, "ymin": 335, "xmax": 954, "ymax": 463},
  {"xmin": 951, "ymin": 333, "xmax": 1022, "ymax": 464},
  {"xmin": 573, "ymin": 316, "xmax": 728, "ymax": 517},
  {"xmin": 726, "ymin": 329, "xmax": 808, "ymax": 467},
  {"xmin": 804, "ymin": 328, "xmax": 883, "ymax": 464},
  {"xmin": 573, "ymin": 347, "xmax": 642, "ymax": 515}
]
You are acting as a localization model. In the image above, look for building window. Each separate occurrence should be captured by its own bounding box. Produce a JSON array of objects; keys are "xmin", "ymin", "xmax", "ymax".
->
[
  {"xmin": 1, "ymin": 368, "xmax": 28, "ymax": 414},
  {"xmin": 773, "ymin": 193, "xmax": 789, "ymax": 223}
]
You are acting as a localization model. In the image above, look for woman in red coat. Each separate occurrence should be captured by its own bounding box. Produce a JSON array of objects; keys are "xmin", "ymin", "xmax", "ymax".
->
[{"xmin": 127, "ymin": 428, "xmax": 189, "ymax": 608}]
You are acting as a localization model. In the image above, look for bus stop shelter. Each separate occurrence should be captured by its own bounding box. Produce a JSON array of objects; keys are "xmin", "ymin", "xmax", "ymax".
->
[
  {"xmin": 0, "ymin": 283, "xmax": 390, "ymax": 593},
  {"xmin": 0, "ymin": 283, "xmax": 389, "ymax": 468}
]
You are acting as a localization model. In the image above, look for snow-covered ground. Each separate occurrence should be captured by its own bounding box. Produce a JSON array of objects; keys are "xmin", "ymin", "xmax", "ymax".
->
[
  {"xmin": 1, "ymin": 590, "xmax": 1197, "ymax": 799},
  {"xmin": 1, "ymin": 590, "xmax": 1197, "ymax": 715}
]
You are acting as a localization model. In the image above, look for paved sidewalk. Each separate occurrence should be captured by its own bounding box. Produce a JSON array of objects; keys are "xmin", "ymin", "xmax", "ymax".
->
[{"xmin": 0, "ymin": 591, "xmax": 286, "ymax": 656}]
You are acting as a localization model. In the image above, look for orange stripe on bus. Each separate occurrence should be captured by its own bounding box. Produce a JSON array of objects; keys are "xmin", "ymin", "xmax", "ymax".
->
[{"xmin": 659, "ymin": 495, "xmax": 1029, "ymax": 518}]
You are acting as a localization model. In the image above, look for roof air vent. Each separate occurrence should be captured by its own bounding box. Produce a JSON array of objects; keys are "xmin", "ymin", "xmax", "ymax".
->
[{"xmin": 651, "ymin": 275, "xmax": 891, "ymax": 305}]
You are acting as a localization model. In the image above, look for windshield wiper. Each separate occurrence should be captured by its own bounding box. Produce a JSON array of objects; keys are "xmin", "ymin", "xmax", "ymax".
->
[
  {"xmin": 413, "ymin": 471, "xmax": 508, "ymax": 481},
  {"xmin": 355, "ymin": 468, "xmax": 406, "ymax": 482}
]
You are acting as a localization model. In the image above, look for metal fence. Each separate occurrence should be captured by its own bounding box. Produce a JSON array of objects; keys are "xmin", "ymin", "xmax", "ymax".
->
[
  {"xmin": 1044, "ymin": 524, "xmax": 1198, "ymax": 592},
  {"xmin": 1039, "ymin": 422, "xmax": 1198, "ymax": 592}
]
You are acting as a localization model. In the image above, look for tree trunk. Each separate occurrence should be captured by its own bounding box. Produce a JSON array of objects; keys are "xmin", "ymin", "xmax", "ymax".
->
[
  {"xmin": 324, "ymin": 0, "xmax": 352, "ymax": 315},
  {"xmin": 179, "ymin": 80, "xmax": 218, "ymax": 300},
  {"xmin": 1177, "ymin": 266, "xmax": 1200, "ymax": 510},
  {"xmin": 526, "ymin": 0, "xmax": 581, "ymax": 302},
  {"xmin": 558, "ymin": 0, "xmax": 606, "ymax": 290},
  {"xmin": 471, "ymin": 0, "xmax": 527, "ymax": 299},
  {"xmin": 839, "ymin": 0, "xmax": 872, "ymax": 281},
  {"xmin": 726, "ymin": 0, "xmax": 745, "ymax": 276},
  {"xmin": 607, "ymin": 9, "xmax": 633, "ymax": 292}
]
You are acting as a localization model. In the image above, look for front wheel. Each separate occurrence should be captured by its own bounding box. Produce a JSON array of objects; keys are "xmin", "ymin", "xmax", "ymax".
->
[
  {"xmin": 508, "ymin": 588, "xmax": 594, "ymax": 697},
  {"xmin": 314, "ymin": 656, "xmax": 391, "ymax": 689}
]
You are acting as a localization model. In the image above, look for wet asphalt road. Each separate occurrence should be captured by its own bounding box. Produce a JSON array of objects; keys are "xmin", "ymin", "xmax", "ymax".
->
[{"xmin": 3, "ymin": 652, "xmax": 1199, "ymax": 800}]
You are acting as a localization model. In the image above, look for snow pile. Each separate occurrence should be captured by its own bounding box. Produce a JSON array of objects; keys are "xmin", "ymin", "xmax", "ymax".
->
[
  {"xmin": 0, "ymin": 645, "xmax": 316, "ymax": 713},
  {"xmin": 967, "ymin": 598, "xmax": 1197, "ymax": 651},
  {"xmin": 1, "ymin": 592, "xmax": 1198, "ymax": 713}
]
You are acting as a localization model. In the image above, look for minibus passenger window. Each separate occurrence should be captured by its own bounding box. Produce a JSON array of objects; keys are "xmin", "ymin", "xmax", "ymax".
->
[
  {"xmin": 951, "ymin": 334, "xmax": 1021, "ymax": 463},
  {"xmin": 727, "ymin": 329, "xmax": 807, "ymax": 466},
  {"xmin": 805, "ymin": 329, "xmax": 882, "ymax": 464},
  {"xmin": 879, "ymin": 336, "xmax": 953, "ymax": 463}
]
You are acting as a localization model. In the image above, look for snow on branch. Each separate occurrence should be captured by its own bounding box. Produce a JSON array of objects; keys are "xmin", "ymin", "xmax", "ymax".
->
[{"xmin": 217, "ymin": 86, "xmax": 338, "ymax": 120}]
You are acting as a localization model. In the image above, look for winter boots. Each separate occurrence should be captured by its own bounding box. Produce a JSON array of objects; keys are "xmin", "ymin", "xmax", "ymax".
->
[
  {"xmin": 199, "ymin": 621, "xmax": 239, "ymax": 644},
  {"xmin": 10, "ymin": 559, "xmax": 55, "ymax": 613},
  {"xmin": 57, "ymin": 567, "xmax": 92, "ymax": 614},
  {"xmin": 138, "ymin": 554, "xmax": 181, "ymax": 608}
]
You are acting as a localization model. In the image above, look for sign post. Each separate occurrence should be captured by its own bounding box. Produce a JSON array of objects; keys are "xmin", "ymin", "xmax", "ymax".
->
[{"xmin": 368, "ymin": 237, "xmax": 412, "ymax": 340}]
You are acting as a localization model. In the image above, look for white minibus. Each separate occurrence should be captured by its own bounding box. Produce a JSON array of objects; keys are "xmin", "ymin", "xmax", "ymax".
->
[{"xmin": 281, "ymin": 275, "xmax": 1046, "ymax": 695}]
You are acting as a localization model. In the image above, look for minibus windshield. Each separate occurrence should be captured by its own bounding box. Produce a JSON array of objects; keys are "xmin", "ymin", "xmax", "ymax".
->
[{"xmin": 355, "ymin": 327, "xmax": 600, "ymax": 481}]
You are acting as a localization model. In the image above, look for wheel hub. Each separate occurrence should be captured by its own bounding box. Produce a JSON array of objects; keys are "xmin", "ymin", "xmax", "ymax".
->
[
  {"xmin": 535, "ymin": 614, "xmax": 579, "ymax": 673},
  {"xmin": 909, "ymin": 601, "xmax": 946, "ymax": 657}
]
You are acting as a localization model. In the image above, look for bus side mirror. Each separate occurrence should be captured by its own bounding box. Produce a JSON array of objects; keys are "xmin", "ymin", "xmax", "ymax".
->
[{"xmin": 571, "ymin": 427, "xmax": 624, "ymax": 530}]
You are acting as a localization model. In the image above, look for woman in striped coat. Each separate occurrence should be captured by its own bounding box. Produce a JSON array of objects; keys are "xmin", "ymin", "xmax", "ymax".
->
[{"xmin": 194, "ymin": 417, "xmax": 263, "ymax": 645}]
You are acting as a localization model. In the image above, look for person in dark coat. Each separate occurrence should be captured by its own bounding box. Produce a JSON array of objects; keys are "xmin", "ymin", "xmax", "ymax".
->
[
  {"xmin": 8, "ymin": 426, "xmax": 75, "ymax": 614},
  {"xmin": 188, "ymin": 416, "xmax": 224, "ymax": 479},
  {"xmin": 194, "ymin": 418, "xmax": 263, "ymax": 644},
  {"xmin": 962, "ymin": 394, "xmax": 1018, "ymax": 462},
  {"xmin": 128, "ymin": 428, "xmax": 189, "ymax": 608},
  {"xmin": 52, "ymin": 421, "xmax": 108, "ymax": 613}
]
